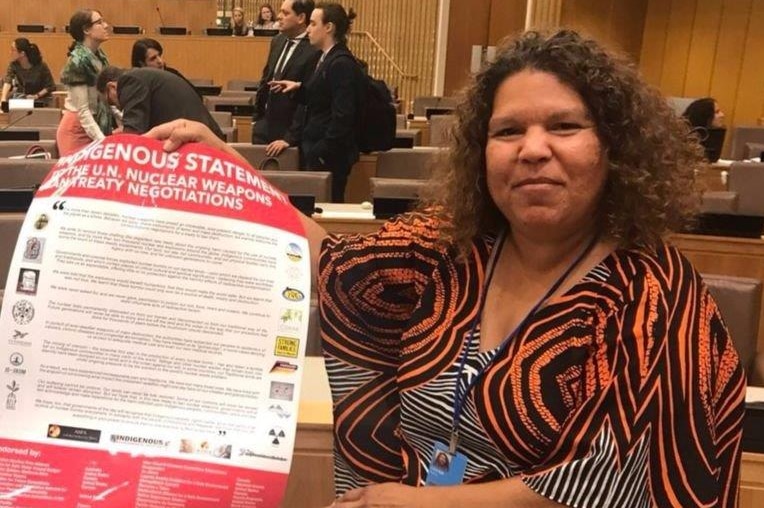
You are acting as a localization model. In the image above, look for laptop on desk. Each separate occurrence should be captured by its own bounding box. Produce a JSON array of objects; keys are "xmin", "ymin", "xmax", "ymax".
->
[
  {"xmin": 373, "ymin": 197, "xmax": 417, "ymax": 220},
  {"xmin": 194, "ymin": 85, "xmax": 222, "ymax": 96},
  {"xmin": 159, "ymin": 26, "xmax": 187, "ymax": 35},
  {"xmin": 214, "ymin": 104, "xmax": 255, "ymax": 117},
  {"xmin": 206, "ymin": 27, "xmax": 233, "ymax": 36},
  {"xmin": 425, "ymin": 107, "xmax": 454, "ymax": 119},
  {"xmin": 252, "ymin": 28, "xmax": 279, "ymax": 37},
  {"xmin": 0, "ymin": 188, "xmax": 36, "ymax": 212},
  {"xmin": 0, "ymin": 130, "xmax": 40, "ymax": 141},
  {"xmin": 289, "ymin": 195, "xmax": 316, "ymax": 217}
]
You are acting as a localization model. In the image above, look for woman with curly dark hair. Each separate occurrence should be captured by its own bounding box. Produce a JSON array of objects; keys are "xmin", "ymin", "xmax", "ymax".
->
[{"xmin": 147, "ymin": 28, "xmax": 744, "ymax": 508}]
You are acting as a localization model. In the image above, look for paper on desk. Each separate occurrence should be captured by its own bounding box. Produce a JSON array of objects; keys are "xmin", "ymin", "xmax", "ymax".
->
[{"xmin": 746, "ymin": 386, "xmax": 764, "ymax": 403}]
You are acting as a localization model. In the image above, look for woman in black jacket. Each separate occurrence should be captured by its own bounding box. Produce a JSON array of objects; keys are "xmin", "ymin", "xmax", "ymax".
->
[{"xmin": 270, "ymin": 2, "xmax": 365, "ymax": 202}]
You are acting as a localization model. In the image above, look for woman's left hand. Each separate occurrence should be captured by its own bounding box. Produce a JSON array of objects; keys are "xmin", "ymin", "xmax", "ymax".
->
[{"xmin": 327, "ymin": 483, "xmax": 423, "ymax": 508}]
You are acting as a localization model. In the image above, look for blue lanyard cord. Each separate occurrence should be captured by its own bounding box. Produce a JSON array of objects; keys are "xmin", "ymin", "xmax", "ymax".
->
[{"xmin": 450, "ymin": 231, "xmax": 600, "ymax": 445}]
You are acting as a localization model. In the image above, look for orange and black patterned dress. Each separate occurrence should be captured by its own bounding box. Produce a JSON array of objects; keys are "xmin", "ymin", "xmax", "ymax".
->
[{"xmin": 318, "ymin": 214, "xmax": 745, "ymax": 507}]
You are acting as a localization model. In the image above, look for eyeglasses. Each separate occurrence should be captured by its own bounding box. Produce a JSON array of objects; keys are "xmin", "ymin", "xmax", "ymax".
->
[{"xmin": 90, "ymin": 18, "xmax": 107, "ymax": 26}]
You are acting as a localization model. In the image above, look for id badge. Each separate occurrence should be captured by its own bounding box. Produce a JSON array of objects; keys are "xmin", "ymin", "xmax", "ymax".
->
[{"xmin": 425, "ymin": 441, "xmax": 467, "ymax": 486}]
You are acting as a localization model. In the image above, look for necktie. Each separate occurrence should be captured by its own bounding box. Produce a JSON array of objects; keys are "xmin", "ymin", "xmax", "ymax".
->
[{"xmin": 274, "ymin": 39, "xmax": 295, "ymax": 79}]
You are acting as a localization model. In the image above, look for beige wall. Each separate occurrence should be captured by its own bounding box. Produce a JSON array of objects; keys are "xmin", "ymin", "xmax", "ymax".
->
[{"xmin": 640, "ymin": 0, "xmax": 764, "ymax": 136}]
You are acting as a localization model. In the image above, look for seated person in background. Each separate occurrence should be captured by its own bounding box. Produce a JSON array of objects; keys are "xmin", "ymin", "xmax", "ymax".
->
[
  {"xmin": 254, "ymin": 4, "xmax": 279, "ymax": 29},
  {"xmin": 96, "ymin": 66, "xmax": 224, "ymax": 139},
  {"xmin": 1, "ymin": 38, "xmax": 56, "ymax": 105},
  {"xmin": 682, "ymin": 97, "xmax": 726, "ymax": 161},
  {"xmin": 147, "ymin": 28, "xmax": 744, "ymax": 507},
  {"xmin": 231, "ymin": 7, "xmax": 250, "ymax": 36},
  {"xmin": 683, "ymin": 97, "xmax": 725, "ymax": 129}
]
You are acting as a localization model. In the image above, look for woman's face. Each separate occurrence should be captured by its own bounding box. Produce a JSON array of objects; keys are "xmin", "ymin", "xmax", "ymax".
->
[
  {"xmin": 143, "ymin": 48, "xmax": 165, "ymax": 69},
  {"xmin": 485, "ymin": 69, "xmax": 608, "ymax": 241},
  {"xmin": 261, "ymin": 7, "xmax": 273, "ymax": 21},
  {"xmin": 712, "ymin": 101, "xmax": 725, "ymax": 127},
  {"xmin": 84, "ymin": 11, "xmax": 110, "ymax": 43},
  {"xmin": 233, "ymin": 10, "xmax": 244, "ymax": 24},
  {"xmin": 308, "ymin": 9, "xmax": 331, "ymax": 48},
  {"xmin": 10, "ymin": 43, "xmax": 21, "ymax": 62}
]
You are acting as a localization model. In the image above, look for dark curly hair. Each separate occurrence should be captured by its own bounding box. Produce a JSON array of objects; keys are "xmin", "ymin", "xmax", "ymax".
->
[{"xmin": 421, "ymin": 29, "xmax": 703, "ymax": 255}]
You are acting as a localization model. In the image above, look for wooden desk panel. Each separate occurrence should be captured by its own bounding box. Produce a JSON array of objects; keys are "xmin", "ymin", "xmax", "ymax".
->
[
  {"xmin": 0, "ymin": 33, "xmax": 269, "ymax": 89},
  {"xmin": 740, "ymin": 452, "xmax": 764, "ymax": 508},
  {"xmin": 669, "ymin": 233, "xmax": 764, "ymax": 353}
]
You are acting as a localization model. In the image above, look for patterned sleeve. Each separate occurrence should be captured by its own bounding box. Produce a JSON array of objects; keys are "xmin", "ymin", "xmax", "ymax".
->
[
  {"xmin": 3, "ymin": 62, "xmax": 14, "ymax": 85},
  {"xmin": 318, "ymin": 212, "xmax": 446, "ymax": 492},
  {"xmin": 520, "ymin": 245, "xmax": 745, "ymax": 507}
]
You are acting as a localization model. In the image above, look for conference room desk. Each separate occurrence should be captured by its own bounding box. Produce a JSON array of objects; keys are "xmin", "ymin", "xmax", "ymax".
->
[
  {"xmin": 0, "ymin": 33, "xmax": 271, "ymax": 91},
  {"xmin": 282, "ymin": 357, "xmax": 334, "ymax": 508},
  {"xmin": 669, "ymin": 233, "xmax": 764, "ymax": 354}
]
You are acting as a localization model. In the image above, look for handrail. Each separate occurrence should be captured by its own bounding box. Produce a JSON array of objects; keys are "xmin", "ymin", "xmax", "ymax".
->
[{"xmin": 350, "ymin": 30, "xmax": 418, "ymax": 80}]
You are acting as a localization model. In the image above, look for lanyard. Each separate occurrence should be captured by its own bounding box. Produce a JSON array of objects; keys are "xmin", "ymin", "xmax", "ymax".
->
[{"xmin": 449, "ymin": 229, "xmax": 599, "ymax": 453}]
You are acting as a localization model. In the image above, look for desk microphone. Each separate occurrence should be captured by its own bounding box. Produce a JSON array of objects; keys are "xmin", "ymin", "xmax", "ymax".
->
[
  {"xmin": 0, "ymin": 110, "xmax": 33, "ymax": 131},
  {"xmin": 156, "ymin": 6, "xmax": 166, "ymax": 27}
]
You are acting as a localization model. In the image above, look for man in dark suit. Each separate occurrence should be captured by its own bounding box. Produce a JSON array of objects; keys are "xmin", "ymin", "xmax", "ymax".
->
[
  {"xmin": 252, "ymin": 0, "xmax": 320, "ymax": 157},
  {"xmin": 96, "ymin": 66, "xmax": 225, "ymax": 140}
]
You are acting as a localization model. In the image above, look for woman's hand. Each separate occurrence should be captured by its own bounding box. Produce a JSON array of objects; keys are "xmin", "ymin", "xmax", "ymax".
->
[
  {"xmin": 268, "ymin": 79, "xmax": 300, "ymax": 93},
  {"xmin": 327, "ymin": 483, "xmax": 423, "ymax": 508},
  {"xmin": 144, "ymin": 119, "xmax": 247, "ymax": 164}
]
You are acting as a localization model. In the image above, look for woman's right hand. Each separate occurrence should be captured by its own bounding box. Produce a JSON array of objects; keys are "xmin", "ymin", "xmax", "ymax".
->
[
  {"xmin": 144, "ymin": 119, "xmax": 247, "ymax": 164},
  {"xmin": 268, "ymin": 80, "xmax": 300, "ymax": 94}
]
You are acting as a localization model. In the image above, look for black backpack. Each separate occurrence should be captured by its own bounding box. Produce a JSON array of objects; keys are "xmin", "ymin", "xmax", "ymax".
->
[{"xmin": 359, "ymin": 75, "xmax": 396, "ymax": 153}]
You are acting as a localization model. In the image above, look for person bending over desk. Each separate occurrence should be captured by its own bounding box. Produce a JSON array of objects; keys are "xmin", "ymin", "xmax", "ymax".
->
[
  {"xmin": 97, "ymin": 66, "xmax": 224, "ymax": 140},
  {"xmin": 146, "ymin": 28, "xmax": 745, "ymax": 508}
]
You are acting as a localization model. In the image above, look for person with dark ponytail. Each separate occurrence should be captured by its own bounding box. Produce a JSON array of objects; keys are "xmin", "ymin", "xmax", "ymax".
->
[
  {"xmin": 56, "ymin": 9, "xmax": 114, "ymax": 156},
  {"xmin": 269, "ymin": 2, "xmax": 365, "ymax": 201},
  {"xmin": 0, "ymin": 38, "xmax": 56, "ymax": 105},
  {"xmin": 682, "ymin": 97, "xmax": 726, "ymax": 161}
]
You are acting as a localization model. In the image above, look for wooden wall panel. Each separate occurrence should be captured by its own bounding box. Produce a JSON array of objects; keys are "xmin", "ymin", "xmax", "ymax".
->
[
  {"xmin": 682, "ymin": 0, "xmax": 723, "ymax": 97},
  {"xmin": 658, "ymin": 0, "xmax": 697, "ymax": 95},
  {"xmin": 640, "ymin": 0, "xmax": 671, "ymax": 84},
  {"xmin": 0, "ymin": 1, "xmax": 440, "ymax": 115},
  {"xmin": 560, "ymin": 0, "xmax": 648, "ymax": 62},
  {"xmin": 0, "ymin": 33, "xmax": 270, "ymax": 90},
  {"xmin": 0, "ymin": 1, "xmax": 217, "ymax": 36},
  {"xmin": 640, "ymin": 0, "xmax": 764, "ymax": 155},
  {"xmin": 443, "ymin": 0, "xmax": 491, "ymax": 96},
  {"xmin": 487, "ymin": 0, "xmax": 526, "ymax": 46}
]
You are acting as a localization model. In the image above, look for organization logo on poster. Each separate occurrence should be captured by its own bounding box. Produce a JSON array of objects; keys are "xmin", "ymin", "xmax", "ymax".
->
[
  {"xmin": 16, "ymin": 268, "xmax": 40, "ymax": 295},
  {"xmin": 10, "ymin": 329, "xmax": 31, "ymax": 347},
  {"xmin": 281, "ymin": 287, "xmax": 304, "ymax": 302},
  {"xmin": 110, "ymin": 433, "xmax": 171, "ymax": 448},
  {"xmin": 278, "ymin": 308, "xmax": 303, "ymax": 335},
  {"xmin": 11, "ymin": 300, "xmax": 35, "ymax": 325},
  {"xmin": 23, "ymin": 237, "xmax": 44, "ymax": 263},
  {"xmin": 5, "ymin": 352, "xmax": 26, "ymax": 375},
  {"xmin": 6, "ymin": 380, "xmax": 19, "ymax": 410},
  {"xmin": 46, "ymin": 424, "xmax": 102, "ymax": 443},
  {"xmin": 274, "ymin": 336, "xmax": 299, "ymax": 358},
  {"xmin": 270, "ymin": 360, "xmax": 298, "ymax": 374},
  {"xmin": 269, "ymin": 381, "xmax": 295, "ymax": 401},
  {"xmin": 285, "ymin": 243, "xmax": 303, "ymax": 262},
  {"xmin": 268, "ymin": 427, "xmax": 287, "ymax": 446},
  {"xmin": 268, "ymin": 404, "xmax": 292, "ymax": 419}
]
